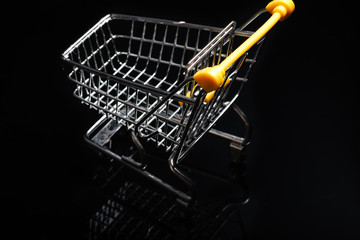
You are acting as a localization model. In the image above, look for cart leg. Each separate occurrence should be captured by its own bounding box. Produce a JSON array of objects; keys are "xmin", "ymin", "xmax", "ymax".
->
[
  {"xmin": 232, "ymin": 104, "xmax": 251, "ymax": 145},
  {"xmin": 208, "ymin": 104, "xmax": 251, "ymax": 147},
  {"xmin": 168, "ymin": 153, "xmax": 195, "ymax": 205},
  {"xmin": 208, "ymin": 104, "xmax": 250, "ymax": 184}
]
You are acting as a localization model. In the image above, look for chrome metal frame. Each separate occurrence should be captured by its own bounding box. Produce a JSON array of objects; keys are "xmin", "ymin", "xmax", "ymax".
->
[{"xmin": 62, "ymin": 9, "xmax": 268, "ymax": 204}]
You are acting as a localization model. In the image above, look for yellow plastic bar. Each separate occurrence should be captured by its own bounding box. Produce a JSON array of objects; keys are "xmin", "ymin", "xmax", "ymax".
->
[
  {"xmin": 220, "ymin": 14, "xmax": 280, "ymax": 72},
  {"xmin": 193, "ymin": 0, "xmax": 295, "ymax": 93},
  {"xmin": 204, "ymin": 78, "xmax": 230, "ymax": 103},
  {"xmin": 179, "ymin": 78, "xmax": 229, "ymax": 105}
]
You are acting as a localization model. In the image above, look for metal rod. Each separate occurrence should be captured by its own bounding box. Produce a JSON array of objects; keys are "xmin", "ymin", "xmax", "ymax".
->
[
  {"xmin": 83, "ymin": 134, "xmax": 192, "ymax": 202},
  {"xmin": 208, "ymin": 128, "xmax": 245, "ymax": 144}
]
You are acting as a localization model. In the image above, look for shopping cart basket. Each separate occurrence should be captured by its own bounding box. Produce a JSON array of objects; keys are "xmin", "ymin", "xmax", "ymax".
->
[{"xmin": 62, "ymin": 0, "xmax": 295, "ymax": 204}]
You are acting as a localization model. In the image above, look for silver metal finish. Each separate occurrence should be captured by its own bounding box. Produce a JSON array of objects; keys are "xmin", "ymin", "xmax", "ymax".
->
[
  {"xmin": 209, "ymin": 128, "xmax": 245, "ymax": 145},
  {"xmin": 92, "ymin": 119, "xmax": 122, "ymax": 146},
  {"xmin": 62, "ymin": 10, "xmax": 267, "ymax": 203}
]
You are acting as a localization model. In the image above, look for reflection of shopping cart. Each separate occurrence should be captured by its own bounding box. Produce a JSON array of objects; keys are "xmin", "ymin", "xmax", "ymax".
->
[
  {"xmin": 62, "ymin": 0, "xmax": 294, "ymax": 204},
  {"xmin": 89, "ymin": 179, "xmax": 248, "ymax": 240}
]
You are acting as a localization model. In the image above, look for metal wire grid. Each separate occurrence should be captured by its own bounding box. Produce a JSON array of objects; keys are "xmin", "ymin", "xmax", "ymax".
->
[
  {"xmin": 89, "ymin": 180, "xmax": 245, "ymax": 240},
  {"xmin": 62, "ymin": 14, "xmax": 260, "ymax": 159}
]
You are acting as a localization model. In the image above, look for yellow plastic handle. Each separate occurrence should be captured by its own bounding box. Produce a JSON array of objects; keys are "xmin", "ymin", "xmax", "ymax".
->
[
  {"xmin": 204, "ymin": 78, "xmax": 230, "ymax": 103},
  {"xmin": 193, "ymin": 0, "xmax": 295, "ymax": 92},
  {"xmin": 179, "ymin": 78, "xmax": 230, "ymax": 105}
]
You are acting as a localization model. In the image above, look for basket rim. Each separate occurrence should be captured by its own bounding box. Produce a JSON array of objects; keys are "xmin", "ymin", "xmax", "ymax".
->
[{"xmin": 62, "ymin": 13, "xmax": 254, "ymax": 59}]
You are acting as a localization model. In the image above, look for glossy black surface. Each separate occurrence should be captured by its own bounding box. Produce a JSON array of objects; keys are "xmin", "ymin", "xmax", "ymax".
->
[{"xmin": 4, "ymin": 1, "xmax": 360, "ymax": 239}]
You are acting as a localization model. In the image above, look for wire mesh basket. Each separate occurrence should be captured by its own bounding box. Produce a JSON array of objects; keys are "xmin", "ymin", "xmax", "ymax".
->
[
  {"xmin": 62, "ymin": 0, "xmax": 294, "ymax": 203},
  {"xmin": 62, "ymin": 13, "xmax": 262, "ymax": 156}
]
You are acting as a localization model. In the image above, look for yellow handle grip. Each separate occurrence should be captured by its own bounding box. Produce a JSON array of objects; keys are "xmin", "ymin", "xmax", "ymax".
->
[
  {"xmin": 193, "ymin": 0, "xmax": 295, "ymax": 93},
  {"xmin": 179, "ymin": 79, "xmax": 230, "ymax": 105},
  {"xmin": 204, "ymin": 78, "xmax": 230, "ymax": 103}
]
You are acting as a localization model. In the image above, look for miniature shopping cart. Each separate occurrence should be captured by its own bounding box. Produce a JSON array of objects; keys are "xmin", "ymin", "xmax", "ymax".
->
[{"xmin": 62, "ymin": 0, "xmax": 294, "ymax": 204}]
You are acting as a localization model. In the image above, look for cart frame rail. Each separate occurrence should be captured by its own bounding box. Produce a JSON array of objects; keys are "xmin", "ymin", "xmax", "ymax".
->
[{"xmin": 61, "ymin": 0, "xmax": 295, "ymax": 203}]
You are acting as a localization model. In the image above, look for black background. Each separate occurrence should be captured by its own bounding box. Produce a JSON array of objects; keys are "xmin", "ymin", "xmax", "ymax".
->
[{"xmin": 3, "ymin": 0, "xmax": 360, "ymax": 239}]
